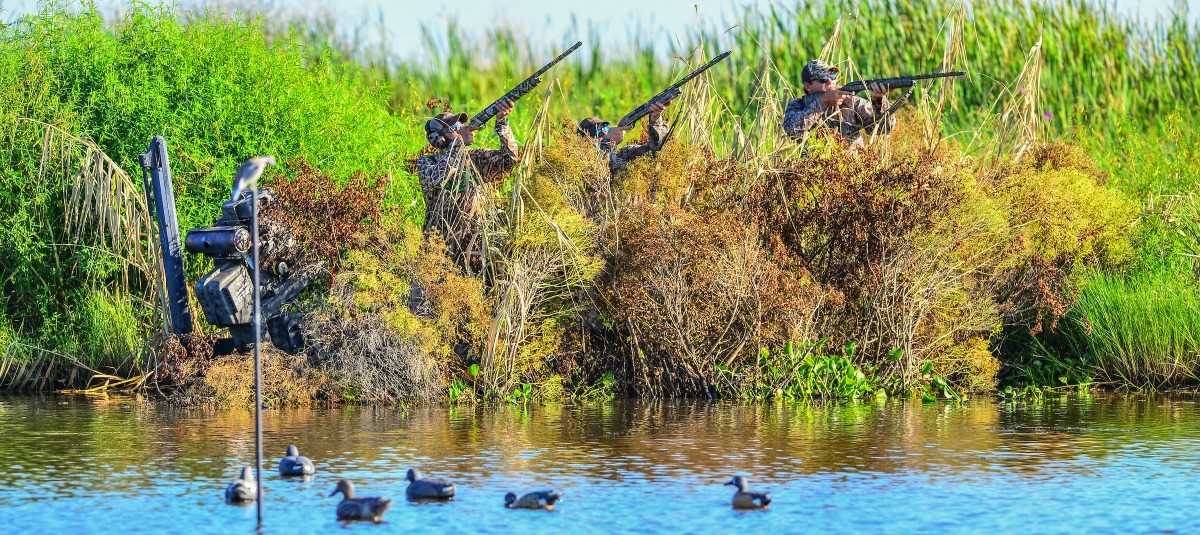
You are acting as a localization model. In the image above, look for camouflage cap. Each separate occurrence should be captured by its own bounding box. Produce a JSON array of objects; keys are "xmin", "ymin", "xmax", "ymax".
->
[
  {"xmin": 425, "ymin": 112, "xmax": 469, "ymax": 146},
  {"xmin": 577, "ymin": 116, "xmax": 610, "ymax": 138},
  {"xmin": 801, "ymin": 60, "xmax": 839, "ymax": 83}
]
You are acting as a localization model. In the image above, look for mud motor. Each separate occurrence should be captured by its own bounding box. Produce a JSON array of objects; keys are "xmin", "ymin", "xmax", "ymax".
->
[{"xmin": 140, "ymin": 136, "xmax": 312, "ymax": 355}]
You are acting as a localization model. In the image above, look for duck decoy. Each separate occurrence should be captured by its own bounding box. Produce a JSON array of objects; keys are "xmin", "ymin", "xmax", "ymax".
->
[
  {"xmin": 504, "ymin": 489, "xmax": 561, "ymax": 511},
  {"xmin": 405, "ymin": 468, "xmax": 455, "ymax": 501},
  {"xmin": 330, "ymin": 479, "xmax": 392, "ymax": 523},
  {"xmin": 278, "ymin": 445, "xmax": 315, "ymax": 477},
  {"xmin": 725, "ymin": 475, "xmax": 771, "ymax": 510},
  {"xmin": 224, "ymin": 466, "xmax": 257, "ymax": 504}
]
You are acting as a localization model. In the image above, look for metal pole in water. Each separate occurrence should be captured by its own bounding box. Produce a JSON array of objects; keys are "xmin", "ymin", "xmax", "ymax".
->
[
  {"xmin": 231, "ymin": 156, "xmax": 273, "ymax": 528},
  {"xmin": 251, "ymin": 173, "xmax": 264, "ymax": 527}
]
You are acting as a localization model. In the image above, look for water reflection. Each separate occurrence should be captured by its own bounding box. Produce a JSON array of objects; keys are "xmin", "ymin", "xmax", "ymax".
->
[{"xmin": 1, "ymin": 395, "xmax": 1197, "ymax": 533}]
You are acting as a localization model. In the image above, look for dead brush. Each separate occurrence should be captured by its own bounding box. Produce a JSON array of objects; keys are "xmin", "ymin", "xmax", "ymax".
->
[
  {"xmin": 303, "ymin": 283, "xmax": 446, "ymax": 404},
  {"xmin": 747, "ymin": 142, "xmax": 968, "ymax": 303},
  {"xmin": 601, "ymin": 206, "xmax": 825, "ymax": 397},
  {"xmin": 262, "ymin": 159, "xmax": 389, "ymax": 276}
]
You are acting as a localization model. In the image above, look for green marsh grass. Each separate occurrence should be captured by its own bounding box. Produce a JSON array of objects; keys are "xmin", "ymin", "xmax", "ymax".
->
[{"xmin": 1067, "ymin": 271, "xmax": 1200, "ymax": 388}]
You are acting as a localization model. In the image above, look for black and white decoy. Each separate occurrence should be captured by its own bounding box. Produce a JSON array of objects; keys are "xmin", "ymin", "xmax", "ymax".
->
[{"xmin": 504, "ymin": 489, "xmax": 561, "ymax": 511}]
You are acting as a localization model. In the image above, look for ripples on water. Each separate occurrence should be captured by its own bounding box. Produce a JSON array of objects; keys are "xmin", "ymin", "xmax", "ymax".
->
[{"xmin": 0, "ymin": 396, "xmax": 1198, "ymax": 533}]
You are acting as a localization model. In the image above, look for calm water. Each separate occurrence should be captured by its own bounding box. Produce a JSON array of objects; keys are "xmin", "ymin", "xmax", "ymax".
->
[{"xmin": 1, "ymin": 395, "xmax": 1198, "ymax": 534}]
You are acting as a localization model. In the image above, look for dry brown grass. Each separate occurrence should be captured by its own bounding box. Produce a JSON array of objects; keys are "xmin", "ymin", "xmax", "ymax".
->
[{"xmin": 170, "ymin": 349, "xmax": 328, "ymax": 407}]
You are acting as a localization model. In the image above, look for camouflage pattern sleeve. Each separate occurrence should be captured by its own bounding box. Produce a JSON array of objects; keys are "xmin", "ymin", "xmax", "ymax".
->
[
  {"xmin": 469, "ymin": 117, "xmax": 520, "ymax": 183},
  {"xmin": 874, "ymin": 95, "xmax": 897, "ymax": 134},
  {"xmin": 847, "ymin": 95, "xmax": 896, "ymax": 136},
  {"xmin": 782, "ymin": 94, "xmax": 827, "ymax": 140},
  {"xmin": 614, "ymin": 114, "xmax": 669, "ymax": 164}
]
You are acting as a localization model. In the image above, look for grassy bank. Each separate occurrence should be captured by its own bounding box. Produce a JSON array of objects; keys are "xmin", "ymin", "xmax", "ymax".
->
[{"xmin": 0, "ymin": 1, "xmax": 1197, "ymax": 402}]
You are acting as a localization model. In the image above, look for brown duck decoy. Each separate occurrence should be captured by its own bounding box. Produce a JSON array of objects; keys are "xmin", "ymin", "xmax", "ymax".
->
[
  {"xmin": 725, "ymin": 475, "xmax": 771, "ymax": 510},
  {"xmin": 330, "ymin": 479, "xmax": 392, "ymax": 523}
]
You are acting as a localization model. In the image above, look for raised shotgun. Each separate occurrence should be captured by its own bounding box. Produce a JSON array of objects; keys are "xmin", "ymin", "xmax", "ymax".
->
[
  {"xmin": 837, "ymin": 71, "xmax": 965, "ymax": 94},
  {"xmin": 617, "ymin": 51, "xmax": 731, "ymax": 129},
  {"xmin": 467, "ymin": 41, "xmax": 583, "ymax": 130}
]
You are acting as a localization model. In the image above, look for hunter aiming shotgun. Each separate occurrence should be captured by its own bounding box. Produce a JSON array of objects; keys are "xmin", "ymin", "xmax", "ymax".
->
[
  {"xmin": 467, "ymin": 41, "xmax": 583, "ymax": 131},
  {"xmin": 617, "ymin": 50, "xmax": 731, "ymax": 129},
  {"xmin": 836, "ymin": 71, "xmax": 965, "ymax": 95}
]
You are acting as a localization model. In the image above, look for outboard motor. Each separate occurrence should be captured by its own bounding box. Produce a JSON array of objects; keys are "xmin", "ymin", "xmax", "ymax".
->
[{"xmin": 143, "ymin": 138, "xmax": 313, "ymax": 355}]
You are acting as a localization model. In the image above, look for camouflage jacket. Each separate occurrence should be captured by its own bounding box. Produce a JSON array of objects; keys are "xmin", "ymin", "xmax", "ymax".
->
[
  {"xmin": 416, "ymin": 118, "xmax": 519, "ymax": 274},
  {"xmin": 600, "ymin": 115, "xmax": 669, "ymax": 175},
  {"xmin": 782, "ymin": 92, "xmax": 896, "ymax": 145}
]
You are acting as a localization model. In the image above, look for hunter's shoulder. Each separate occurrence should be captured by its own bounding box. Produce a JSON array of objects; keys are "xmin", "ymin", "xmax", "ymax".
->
[
  {"xmin": 415, "ymin": 152, "xmax": 438, "ymax": 169},
  {"xmin": 415, "ymin": 151, "xmax": 449, "ymax": 179},
  {"xmin": 786, "ymin": 94, "xmax": 820, "ymax": 111}
]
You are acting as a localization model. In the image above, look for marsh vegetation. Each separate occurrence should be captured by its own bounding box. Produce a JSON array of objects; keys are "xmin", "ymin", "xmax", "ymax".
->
[{"xmin": 0, "ymin": 1, "xmax": 1197, "ymax": 403}]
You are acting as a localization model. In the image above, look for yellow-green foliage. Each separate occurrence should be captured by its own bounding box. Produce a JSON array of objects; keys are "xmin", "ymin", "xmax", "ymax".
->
[
  {"xmin": 514, "ymin": 319, "xmax": 565, "ymax": 383},
  {"xmin": 618, "ymin": 141, "xmax": 702, "ymax": 205},
  {"xmin": 411, "ymin": 236, "xmax": 493, "ymax": 354},
  {"xmin": 942, "ymin": 337, "xmax": 1002, "ymax": 393},
  {"xmin": 518, "ymin": 172, "xmax": 600, "ymax": 270},
  {"xmin": 335, "ymin": 228, "xmax": 491, "ymax": 362},
  {"xmin": 531, "ymin": 128, "xmax": 610, "ymax": 195},
  {"xmin": 1000, "ymin": 145, "xmax": 1137, "ymax": 267},
  {"xmin": 342, "ymin": 249, "xmax": 411, "ymax": 315}
]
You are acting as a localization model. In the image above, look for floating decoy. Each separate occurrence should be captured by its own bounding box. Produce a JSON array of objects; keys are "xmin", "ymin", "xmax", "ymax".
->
[
  {"xmin": 330, "ymin": 479, "xmax": 392, "ymax": 523},
  {"xmin": 504, "ymin": 489, "xmax": 561, "ymax": 511},
  {"xmin": 278, "ymin": 445, "xmax": 315, "ymax": 477},
  {"xmin": 725, "ymin": 475, "xmax": 771, "ymax": 510},
  {"xmin": 224, "ymin": 466, "xmax": 257, "ymax": 504},
  {"xmin": 405, "ymin": 468, "xmax": 455, "ymax": 501}
]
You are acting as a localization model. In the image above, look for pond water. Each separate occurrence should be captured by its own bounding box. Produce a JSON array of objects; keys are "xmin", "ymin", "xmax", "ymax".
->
[{"xmin": 0, "ymin": 395, "xmax": 1198, "ymax": 534}]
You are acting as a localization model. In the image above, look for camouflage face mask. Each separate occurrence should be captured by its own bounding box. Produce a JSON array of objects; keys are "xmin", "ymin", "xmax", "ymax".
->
[{"xmin": 426, "ymin": 113, "xmax": 469, "ymax": 148}]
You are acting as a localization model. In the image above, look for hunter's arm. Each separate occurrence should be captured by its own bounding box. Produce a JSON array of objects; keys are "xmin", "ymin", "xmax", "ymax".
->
[
  {"xmin": 615, "ymin": 114, "xmax": 669, "ymax": 163},
  {"xmin": 469, "ymin": 118, "xmax": 520, "ymax": 182},
  {"xmin": 851, "ymin": 94, "xmax": 897, "ymax": 136},
  {"xmin": 871, "ymin": 94, "xmax": 897, "ymax": 134},
  {"xmin": 782, "ymin": 95, "xmax": 826, "ymax": 140}
]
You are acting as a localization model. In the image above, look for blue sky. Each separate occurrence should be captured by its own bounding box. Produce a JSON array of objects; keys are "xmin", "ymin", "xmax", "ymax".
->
[{"xmin": 3, "ymin": 0, "xmax": 1196, "ymax": 60}]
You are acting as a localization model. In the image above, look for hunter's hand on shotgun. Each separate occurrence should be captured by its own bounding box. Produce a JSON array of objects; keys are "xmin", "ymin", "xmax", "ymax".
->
[
  {"xmin": 466, "ymin": 40, "xmax": 582, "ymax": 131},
  {"xmin": 609, "ymin": 101, "xmax": 670, "ymax": 138},
  {"xmin": 465, "ymin": 99, "xmax": 514, "ymax": 133},
  {"xmin": 617, "ymin": 50, "xmax": 731, "ymax": 130}
]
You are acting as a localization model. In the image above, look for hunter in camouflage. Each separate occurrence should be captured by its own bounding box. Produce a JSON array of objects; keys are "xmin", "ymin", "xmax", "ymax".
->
[
  {"xmin": 416, "ymin": 99, "xmax": 518, "ymax": 275},
  {"xmin": 577, "ymin": 100, "xmax": 672, "ymax": 175},
  {"xmin": 783, "ymin": 60, "xmax": 898, "ymax": 145}
]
